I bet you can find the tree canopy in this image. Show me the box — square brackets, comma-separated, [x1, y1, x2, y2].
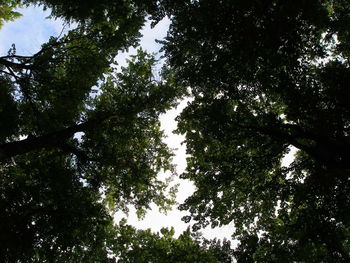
[160, 0, 350, 261]
[112, 220, 233, 263]
[0, 0, 22, 29]
[1, 0, 350, 262]
[0, 0, 186, 261]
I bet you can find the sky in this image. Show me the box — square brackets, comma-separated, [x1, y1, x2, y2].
[0, 5, 236, 243]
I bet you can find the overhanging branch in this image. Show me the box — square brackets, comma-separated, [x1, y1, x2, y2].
[236, 122, 350, 168]
[0, 114, 118, 161]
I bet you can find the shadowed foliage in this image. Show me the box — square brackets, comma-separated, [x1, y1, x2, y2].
[111, 220, 233, 262]
[2, 0, 350, 262]
[159, 0, 350, 262]
[0, 1, 186, 260]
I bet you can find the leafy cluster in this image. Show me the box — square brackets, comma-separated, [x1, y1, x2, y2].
[112, 220, 233, 263]
[0, 1, 186, 261]
[160, 0, 350, 261]
[0, 0, 22, 29]
[1, 0, 350, 262]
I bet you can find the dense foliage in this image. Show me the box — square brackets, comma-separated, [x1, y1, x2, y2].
[0, 1, 186, 261]
[0, 0, 22, 28]
[113, 220, 233, 263]
[1, 0, 350, 262]
[160, 0, 350, 261]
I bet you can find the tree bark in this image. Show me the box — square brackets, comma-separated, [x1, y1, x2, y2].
[0, 57, 32, 71]
[0, 115, 117, 161]
[238, 123, 350, 169]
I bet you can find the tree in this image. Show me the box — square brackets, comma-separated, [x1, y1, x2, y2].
[111, 220, 233, 262]
[0, 0, 22, 29]
[160, 0, 350, 261]
[0, 1, 184, 261]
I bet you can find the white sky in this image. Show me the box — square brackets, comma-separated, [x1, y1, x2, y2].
[0, 6, 236, 243]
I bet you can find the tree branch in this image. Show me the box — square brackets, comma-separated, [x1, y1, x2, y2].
[0, 55, 34, 60]
[0, 57, 33, 71]
[236, 122, 350, 168]
[0, 114, 118, 161]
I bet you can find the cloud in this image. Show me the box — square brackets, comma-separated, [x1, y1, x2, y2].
[0, 5, 64, 56]
[114, 17, 171, 70]
[139, 17, 170, 54]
